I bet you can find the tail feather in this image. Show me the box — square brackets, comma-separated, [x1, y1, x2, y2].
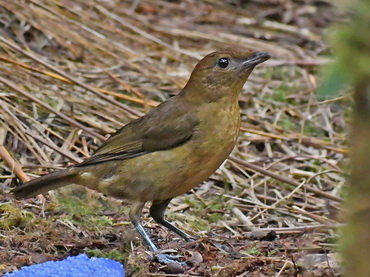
[13, 168, 78, 199]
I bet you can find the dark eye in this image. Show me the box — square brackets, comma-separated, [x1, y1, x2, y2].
[218, 58, 229, 68]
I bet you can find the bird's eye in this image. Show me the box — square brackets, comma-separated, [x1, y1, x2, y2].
[218, 58, 229, 68]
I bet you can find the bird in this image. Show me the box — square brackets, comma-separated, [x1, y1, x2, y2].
[13, 46, 270, 264]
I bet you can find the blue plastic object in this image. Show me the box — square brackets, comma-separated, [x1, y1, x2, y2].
[5, 253, 124, 277]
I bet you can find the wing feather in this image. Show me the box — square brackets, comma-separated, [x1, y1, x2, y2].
[75, 97, 198, 167]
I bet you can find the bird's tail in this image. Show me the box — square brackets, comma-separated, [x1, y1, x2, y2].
[13, 168, 79, 199]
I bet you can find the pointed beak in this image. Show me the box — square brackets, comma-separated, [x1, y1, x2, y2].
[243, 51, 270, 68]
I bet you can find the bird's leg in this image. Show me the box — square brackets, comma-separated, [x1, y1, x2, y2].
[150, 198, 195, 242]
[129, 201, 157, 252]
[129, 201, 183, 264]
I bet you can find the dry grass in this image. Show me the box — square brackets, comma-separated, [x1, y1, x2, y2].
[0, 0, 348, 276]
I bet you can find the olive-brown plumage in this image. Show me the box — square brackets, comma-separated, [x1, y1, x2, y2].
[13, 47, 270, 263]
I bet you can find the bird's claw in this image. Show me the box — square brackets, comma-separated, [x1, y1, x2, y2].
[155, 253, 185, 265]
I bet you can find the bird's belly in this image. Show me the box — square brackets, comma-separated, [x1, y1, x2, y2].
[86, 144, 234, 202]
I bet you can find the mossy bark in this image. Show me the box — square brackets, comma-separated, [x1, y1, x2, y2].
[338, 1, 370, 275]
[344, 80, 370, 276]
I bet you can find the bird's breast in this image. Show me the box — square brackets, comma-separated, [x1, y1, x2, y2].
[162, 97, 241, 197]
[194, 97, 241, 155]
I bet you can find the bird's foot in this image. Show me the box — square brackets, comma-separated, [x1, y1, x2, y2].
[154, 253, 184, 265]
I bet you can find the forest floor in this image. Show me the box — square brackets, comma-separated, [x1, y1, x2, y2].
[0, 0, 347, 276]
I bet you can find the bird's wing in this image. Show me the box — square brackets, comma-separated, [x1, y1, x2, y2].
[75, 98, 199, 167]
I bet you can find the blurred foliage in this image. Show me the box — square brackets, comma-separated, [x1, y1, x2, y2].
[319, 0, 370, 98]
[330, 0, 370, 276]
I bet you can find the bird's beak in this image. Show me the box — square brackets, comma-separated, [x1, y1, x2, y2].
[243, 51, 270, 68]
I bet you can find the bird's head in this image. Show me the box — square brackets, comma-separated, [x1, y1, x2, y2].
[183, 47, 270, 102]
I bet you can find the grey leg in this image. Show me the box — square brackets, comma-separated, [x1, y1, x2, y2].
[150, 198, 195, 242]
[129, 201, 157, 252]
[129, 201, 183, 264]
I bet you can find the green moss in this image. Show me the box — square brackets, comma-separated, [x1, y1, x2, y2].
[267, 249, 278, 257]
[279, 117, 295, 132]
[55, 188, 116, 230]
[243, 244, 261, 256]
[274, 87, 288, 103]
[208, 213, 223, 223]
[303, 121, 322, 136]
[84, 248, 127, 263]
[209, 202, 223, 211]
[0, 203, 35, 229]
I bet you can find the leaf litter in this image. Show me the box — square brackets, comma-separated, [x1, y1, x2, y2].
[0, 0, 347, 276]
